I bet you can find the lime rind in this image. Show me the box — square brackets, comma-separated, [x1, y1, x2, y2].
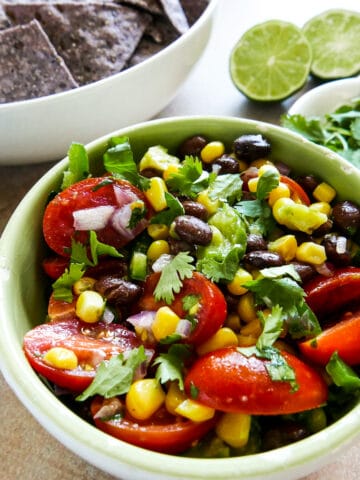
[303, 9, 360, 79]
[230, 20, 312, 102]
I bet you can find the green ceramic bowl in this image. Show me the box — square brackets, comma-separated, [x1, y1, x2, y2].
[1, 116, 360, 480]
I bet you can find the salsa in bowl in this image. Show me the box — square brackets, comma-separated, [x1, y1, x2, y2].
[1, 116, 360, 480]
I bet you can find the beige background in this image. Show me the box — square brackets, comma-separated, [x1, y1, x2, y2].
[1, 0, 360, 478]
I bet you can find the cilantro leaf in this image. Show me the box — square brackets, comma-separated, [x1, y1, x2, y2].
[208, 173, 243, 205]
[154, 252, 195, 304]
[104, 136, 150, 190]
[166, 156, 214, 198]
[256, 305, 284, 350]
[71, 231, 122, 267]
[281, 114, 327, 143]
[326, 352, 360, 391]
[76, 346, 147, 401]
[244, 276, 321, 339]
[61, 142, 89, 190]
[256, 169, 279, 201]
[150, 192, 185, 226]
[153, 344, 191, 390]
[234, 199, 275, 236]
[52, 262, 86, 302]
[89, 231, 122, 264]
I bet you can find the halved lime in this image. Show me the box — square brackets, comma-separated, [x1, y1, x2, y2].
[303, 9, 360, 79]
[229, 20, 312, 102]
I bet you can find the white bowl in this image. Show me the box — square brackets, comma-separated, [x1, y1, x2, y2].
[0, 0, 218, 165]
[1, 116, 360, 480]
[289, 76, 360, 117]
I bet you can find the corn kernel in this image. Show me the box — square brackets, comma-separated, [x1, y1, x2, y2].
[238, 159, 248, 172]
[151, 306, 181, 341]
[309, 202, 332, 216]
[165, 382, 187, 415]
[147, 223, 169, 240]
[196, 328, 238, 356]
[144, 177, 168, 212]
[73, 277, 96, 296]
[237, 292, 257, 323]
[75, 290, 105, 323]
[296, 242, 327, 265]
[240, 318, 262, 337]
[175, 399, 215, 422]
[225, 313, 241, 332]
[126, 379, 165, 420]
[147, 240, 170, 262]
[227, 268, 253, 295]
[257, 164, 278, 177]
[268, 183, 291, 207]
[247, 177, 259, 193]
[313, 182, 336, 203]
[163, 163, 180, 181]
[272, 197, 327, 234]
[236, 334, 258, 347]
[250, 159, 273, 168]
[43, 347, 78, 370]
[268, 234, 298, 262]
[200, 141, 225, 164]
[197, 189, 220, 215]
[215, 413, 251, 448]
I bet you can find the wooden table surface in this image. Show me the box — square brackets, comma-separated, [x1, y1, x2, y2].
[1, 0, 360, 478]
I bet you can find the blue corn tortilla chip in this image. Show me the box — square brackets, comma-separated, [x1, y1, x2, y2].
[0, 19, 78, 103]
[4, 3, 152, 85]
[158, 0, 189, 34]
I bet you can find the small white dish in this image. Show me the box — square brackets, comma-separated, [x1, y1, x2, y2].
[289, 76, 360, 117]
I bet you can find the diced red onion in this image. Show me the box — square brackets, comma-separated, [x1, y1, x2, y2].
[315, 262, 335, 277]
[113, 185, 137, 206]
[152, 254, 174, 272]
[175, 319, 192, 339]
[73, 205, 115, 230]
[126, 311, 157, 344]
[111, 204, 134, 239]
[94, 397, 123, 420]
[336, 236, 347, 255]
[102, 307, 115, 325]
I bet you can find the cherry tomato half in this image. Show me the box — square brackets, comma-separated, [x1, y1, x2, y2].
[299, 309, 360, 366]
[23, 318, 142, 392]
[136, 272, 227, 346]
[43, 177, 152, 256]
[91, 398, 217, 454]
[304, 267, 360, 317]
[184, 347, 328, 415]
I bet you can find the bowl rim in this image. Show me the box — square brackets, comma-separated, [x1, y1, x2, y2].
[0, 0, 219, 111]
[1, 115, 360, 480]
[288, 75, 360, 116]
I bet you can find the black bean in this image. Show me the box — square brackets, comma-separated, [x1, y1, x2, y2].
[182, 200, 208, 221]
[323, 234, 352, 266]
[233, 134, 271, 162]
[168, 237, 195, 255]
[213, 155, 240, 174]
[332, 201, 360, 234]
[86, 258, 128, 279]
[173, 215, 212, 246]
[290, 262, 316, 283]
[296, 175, 319, 195]
[274, 161, 291, 176]
[177, 135, 208, 158]
[243, 250, 284, 269]
[95, 277, 142, 305]
[246, 233, 267, 252]
[139, 167, 159, 178]
[312, 219, 334, 238]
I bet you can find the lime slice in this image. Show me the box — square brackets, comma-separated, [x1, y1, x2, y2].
[303, 9, 360, 79]
[229, 20, 312, 102]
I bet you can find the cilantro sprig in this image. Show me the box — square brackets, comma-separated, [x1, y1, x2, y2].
[76, 346, 147, 401]
[281, 98, 360, 168]
[166, 156, 215, 198]
[153, 344, 192, 390]
[154, 252, 195, 304]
